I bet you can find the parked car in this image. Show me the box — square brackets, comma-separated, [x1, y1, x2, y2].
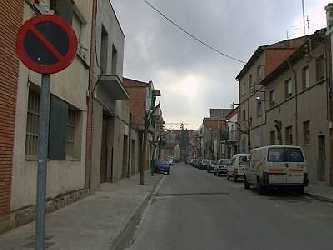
[227, 154, 250, 182]
[207, 160, 217, 173]
[168, 159, 175, 166]
[244, 145, 309, 194]
[155, 160, 171, 175]
[200, 159, 209, 170]
[214, 159, 231, 176]
[195, 159, 200, 168]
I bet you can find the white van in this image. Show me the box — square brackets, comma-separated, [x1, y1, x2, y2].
[227, 154, 250, 182]
[244, 145, 309, 194]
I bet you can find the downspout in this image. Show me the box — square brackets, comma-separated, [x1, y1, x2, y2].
[287, 58, 299, 145]
[85, 0, 98, 190]
[127, 114, 132, 178]
[247, 97, 251, 152]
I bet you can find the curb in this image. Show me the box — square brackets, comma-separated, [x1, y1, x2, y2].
[305, 192, 333, 204]
[110, 175, 164, 250]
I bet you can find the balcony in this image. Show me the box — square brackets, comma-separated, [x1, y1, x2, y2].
[228, 129, 240, 142]
[97, 75, 129, 101]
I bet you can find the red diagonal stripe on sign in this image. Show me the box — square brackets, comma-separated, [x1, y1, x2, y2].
[29, 26, 65, 62]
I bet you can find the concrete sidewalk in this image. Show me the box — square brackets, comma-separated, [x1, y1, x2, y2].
[0, 172, 162, 250]
[306, 182, 333, 203]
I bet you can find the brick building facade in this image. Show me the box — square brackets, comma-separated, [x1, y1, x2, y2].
[0, 0, 24, 231]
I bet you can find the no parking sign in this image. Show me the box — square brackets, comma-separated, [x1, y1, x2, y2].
[16, 14, 78, 74]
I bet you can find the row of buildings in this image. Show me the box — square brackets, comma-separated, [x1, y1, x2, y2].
[199, 108, 239, 161]
[159, 128, 200, 162]
[0, 0, 164, 233]
[199, 4, 333, 187]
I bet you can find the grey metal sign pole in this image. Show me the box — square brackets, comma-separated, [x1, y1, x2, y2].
[35, 74, 51, 250]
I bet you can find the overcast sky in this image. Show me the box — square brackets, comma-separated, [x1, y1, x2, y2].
[112, 0, 330, 129]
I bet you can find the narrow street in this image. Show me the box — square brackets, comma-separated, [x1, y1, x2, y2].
[129, 163, 333, 250]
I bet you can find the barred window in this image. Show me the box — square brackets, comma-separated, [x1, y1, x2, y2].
[316, 55, 325, 81]
[26, 90, 40, 156]
[66, 108, 80, 159]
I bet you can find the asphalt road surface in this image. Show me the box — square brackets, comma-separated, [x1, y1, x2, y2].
[128, 163, 333, 250]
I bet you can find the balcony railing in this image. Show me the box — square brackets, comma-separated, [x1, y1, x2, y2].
[228, 129, 240, 142]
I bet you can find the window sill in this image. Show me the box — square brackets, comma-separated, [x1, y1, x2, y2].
[25, 155, 37, 161]
[25, 156, 81, 162]
[66, 157, 81, 162]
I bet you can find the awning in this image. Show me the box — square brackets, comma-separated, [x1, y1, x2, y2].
[97, 75, 129, 100]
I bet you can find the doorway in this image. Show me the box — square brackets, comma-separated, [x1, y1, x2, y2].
[318, 135, 326, 181]
[122, 135, 128, 179]
[100, 114, 109, 183]
[131, 139, 136, 175]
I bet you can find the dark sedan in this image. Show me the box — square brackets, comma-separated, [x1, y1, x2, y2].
[155, 161, 171, 175]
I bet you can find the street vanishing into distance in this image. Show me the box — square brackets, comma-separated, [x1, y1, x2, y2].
[129, 163, 333, 250]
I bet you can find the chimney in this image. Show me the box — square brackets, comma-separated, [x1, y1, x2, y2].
[325, 3, 333, 34]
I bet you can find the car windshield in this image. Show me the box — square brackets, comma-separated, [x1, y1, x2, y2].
[239, 156, 249, 163]
[219, 159, 231, 165]
[268, 148, 304, 162]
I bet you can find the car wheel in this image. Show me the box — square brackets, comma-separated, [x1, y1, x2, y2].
[244, 178, 250, 189]
[256, 181, 265, 195]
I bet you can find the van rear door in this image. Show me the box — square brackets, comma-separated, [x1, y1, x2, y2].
[267, 148, 288, 184]
[284, 148, 305, 184]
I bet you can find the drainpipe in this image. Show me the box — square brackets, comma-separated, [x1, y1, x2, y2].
[127, 114, 132, 178]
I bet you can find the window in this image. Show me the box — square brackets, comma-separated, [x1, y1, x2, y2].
[302, 66, 310, 89]
[50, 0, 74, 24]
[26, 88, 40, 156]
[249, 74, 253, 89]
[257, 65, 264, 81]
[303, 121, 310, 145]
[243, 110, 246, 121]
[316, 55, 325, 81]
[100, 25, 109, 75]
[270, 130, 275, 145]
[256, 101, 262, 117]
[241, 81, 246, 96]
[111, 45, 118, 75]
[285, 79, 293, 99]
[25, 92, 82, 160]
[285, 126, 293, 145]
[269, 89, 275, 107]
[239, 156, 249, 163]
[66, 108, 80, 159]
[268, 147, 304, 162]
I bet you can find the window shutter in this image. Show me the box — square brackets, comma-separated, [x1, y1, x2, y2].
[50, 0, 74, 24]
[49, 96, 68, 160]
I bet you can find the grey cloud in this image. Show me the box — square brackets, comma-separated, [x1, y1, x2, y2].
[113, 0, 326, 129]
